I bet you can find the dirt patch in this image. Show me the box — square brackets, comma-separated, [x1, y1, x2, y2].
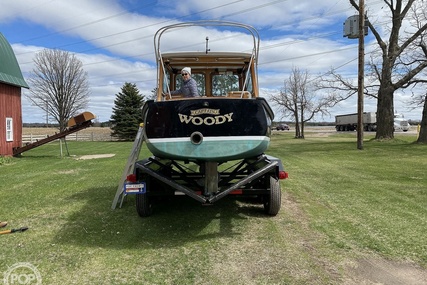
[76, 154, 116, 160]
[284, 193, 427, 285]
[304, 132, 335, 138]
[345, 258, 427, 285]
[22, 127, 116, 142]
[56, 169, 79, 174]
[22, 127, 112, 136]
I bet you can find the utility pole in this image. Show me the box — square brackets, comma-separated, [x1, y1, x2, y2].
[357, 0, 365, 150]
[343, 1, 367, 150]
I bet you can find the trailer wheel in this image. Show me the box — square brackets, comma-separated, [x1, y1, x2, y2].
[136, 193, 152, 217]
[263, 176, 281, 216]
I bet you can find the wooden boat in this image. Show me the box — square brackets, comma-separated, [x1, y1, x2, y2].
[143, 21, 274, 162]
[113, 21, 288, 217]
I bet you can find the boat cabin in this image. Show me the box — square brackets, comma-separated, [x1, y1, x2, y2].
[157, 52, 258, 100]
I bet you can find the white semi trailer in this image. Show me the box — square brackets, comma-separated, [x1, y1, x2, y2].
[335, 112, 377, 131]
[335, 112, 410, 132]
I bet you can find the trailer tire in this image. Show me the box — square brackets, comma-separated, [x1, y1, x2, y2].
[136, 193, 152, 217]
[264, 176, 281, 216]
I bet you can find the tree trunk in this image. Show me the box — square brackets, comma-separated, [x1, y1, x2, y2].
[375, 85, 395, 140]
[294, 109, 301, 138]
[59, 118, 66, 133]
[417, 99, 427, 143]
[300, 123, 305, 138]
[300, 111, 305, 139]
[294, 121, 300, 138]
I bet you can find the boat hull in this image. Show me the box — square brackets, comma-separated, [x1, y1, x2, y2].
[143, 98, 273, 162]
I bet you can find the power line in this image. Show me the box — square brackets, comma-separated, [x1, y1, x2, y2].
[15, 0, 245, 56]
[16, 0, 351, 60]
[16, 1, 159, 44]
[259, 45, 357, 65]
[13, 1, 383, 89]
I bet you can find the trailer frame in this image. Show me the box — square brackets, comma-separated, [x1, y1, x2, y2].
[130, 154, 285, 217]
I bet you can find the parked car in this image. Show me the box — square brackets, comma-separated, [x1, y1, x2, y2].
[276, 124, 290, 131]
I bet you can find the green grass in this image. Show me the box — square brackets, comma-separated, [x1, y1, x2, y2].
[0, 155, 13, 165]
[1, 133, 426, 284]
[270, 132, 427, 262]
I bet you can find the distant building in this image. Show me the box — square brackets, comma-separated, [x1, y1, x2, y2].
[0, 33, 29, 156]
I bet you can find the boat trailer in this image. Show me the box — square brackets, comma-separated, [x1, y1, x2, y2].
[131, 154, 286, 216]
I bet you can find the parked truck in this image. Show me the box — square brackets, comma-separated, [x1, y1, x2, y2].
[335, 112, 410, 132]
[393, 113, 410, 132]
[335, 112, 377, 132]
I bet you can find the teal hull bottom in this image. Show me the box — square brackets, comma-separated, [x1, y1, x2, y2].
[146, 136, 270, 162]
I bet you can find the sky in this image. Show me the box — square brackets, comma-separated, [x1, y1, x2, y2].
[0, 0, 424, 123]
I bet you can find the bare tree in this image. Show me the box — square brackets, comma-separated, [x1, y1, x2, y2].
[407, 3, 427, 143]
[27, 49, 89, 132]
[362, 0, 427, 140]
[409, 70, 427, 143]
[271, 67, 336, 138]
[414, 93, 427, 143]
[319, 1, 427, 140]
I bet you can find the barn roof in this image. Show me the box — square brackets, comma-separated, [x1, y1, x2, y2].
[0, 33, 29, 88]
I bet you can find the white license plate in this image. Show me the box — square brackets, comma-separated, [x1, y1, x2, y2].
[124, 183, 146, 194]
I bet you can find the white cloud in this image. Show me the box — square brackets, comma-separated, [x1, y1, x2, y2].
[2, 0, 424, 123]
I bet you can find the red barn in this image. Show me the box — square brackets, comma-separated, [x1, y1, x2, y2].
[0, 33, 29, 156]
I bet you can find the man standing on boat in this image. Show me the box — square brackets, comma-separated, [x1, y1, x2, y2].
[165, 67, 199, 97]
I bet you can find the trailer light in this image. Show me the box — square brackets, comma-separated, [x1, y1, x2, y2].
[126, 174, 137, 183]
[279, 171, 288, 180]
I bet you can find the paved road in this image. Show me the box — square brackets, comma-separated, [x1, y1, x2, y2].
[276, 126, 419, 135]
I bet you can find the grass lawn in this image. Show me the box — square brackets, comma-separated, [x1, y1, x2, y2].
[1, 131, 426, 284]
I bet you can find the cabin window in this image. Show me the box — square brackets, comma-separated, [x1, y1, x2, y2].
[212, 74, 239, 96]
[176, 73, 205, 96]
[6, 117, 13, 142]
[162, 73, 171, 93]
[244, 72, 253, 94]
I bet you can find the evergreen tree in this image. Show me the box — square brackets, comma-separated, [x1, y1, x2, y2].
[110, 82, 145, 140]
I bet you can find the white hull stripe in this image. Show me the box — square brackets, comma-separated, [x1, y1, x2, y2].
[147, 136, 269, 143]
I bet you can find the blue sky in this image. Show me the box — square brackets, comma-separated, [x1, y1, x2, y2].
[1, 0, 423, 123]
